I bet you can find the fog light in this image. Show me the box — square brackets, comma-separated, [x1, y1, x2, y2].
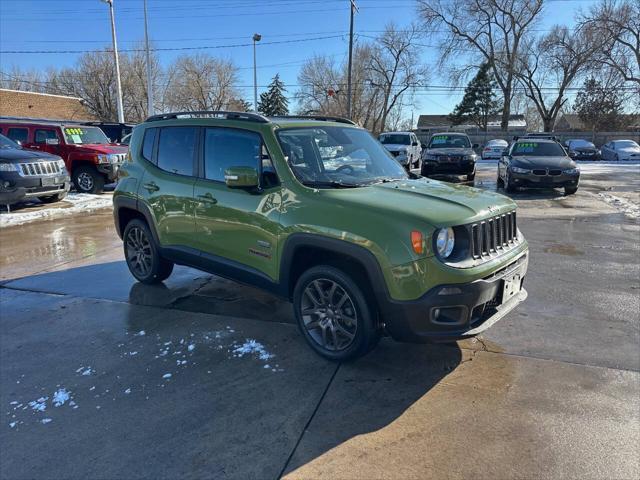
[431, 306, 468, 325]
[3, 181, 11, 188]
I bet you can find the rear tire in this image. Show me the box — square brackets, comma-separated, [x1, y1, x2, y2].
[293, 265, 380, 361]
[38, 191, 67, 203]
[123, 219, 174, 284]
[73, 165, 105, 194]
[564, 186, 578, 195]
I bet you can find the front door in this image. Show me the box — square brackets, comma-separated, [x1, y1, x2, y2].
[33, 128, 62, 157]
[139, 126, 199, 249]
[193, 127, 282, 281]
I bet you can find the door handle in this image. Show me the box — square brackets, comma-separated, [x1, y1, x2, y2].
[197, 193, 217, 204]
[143, 182, 159, 192]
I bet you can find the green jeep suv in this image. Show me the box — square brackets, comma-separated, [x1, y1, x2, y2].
[114, 112, 529, 360]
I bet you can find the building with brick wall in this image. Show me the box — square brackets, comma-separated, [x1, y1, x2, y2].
[0, 89, 97, 121]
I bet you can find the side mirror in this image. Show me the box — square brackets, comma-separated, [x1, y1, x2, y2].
[46, 138, 60, 145]
[412, 141, 418, 146]
[472, 143, 479, 149]
[224, 166, 259, 189]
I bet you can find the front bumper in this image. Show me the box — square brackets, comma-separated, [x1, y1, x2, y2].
[422, 160, 475, 175]
[0, 171, 70, 205]
[97, 162, 122, 182]
[380, 252, 528, 342]
[511, 171, 579, 188]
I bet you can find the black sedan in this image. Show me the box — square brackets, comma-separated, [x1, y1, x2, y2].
[498, 139, 580, 195]
[565, 139, 601, 161]
[0, 133, 70, 209]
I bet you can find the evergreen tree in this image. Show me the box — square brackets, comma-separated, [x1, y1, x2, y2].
[449, 63, 501, 131]
[574, 77, 624, 134]
[257, 74, 289, 116]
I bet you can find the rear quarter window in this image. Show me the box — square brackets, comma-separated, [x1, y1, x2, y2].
[141, 128, 157, 163]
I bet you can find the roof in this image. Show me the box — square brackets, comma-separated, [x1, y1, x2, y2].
[0, 89, 97, 121]
[417, 114, 526, 129]
[557, 113, 640, 130]
[379, 131, 413, 135]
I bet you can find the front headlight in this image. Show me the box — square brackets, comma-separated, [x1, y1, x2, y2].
[463, 154, 477, 161]
[563, 168, 580, 174]
[56, 159, 66, 170]
[511, 166, 530, 174]
[0, 163, 18, 172]
[97, 154, 109, 164]
[435, 227, 455, 258]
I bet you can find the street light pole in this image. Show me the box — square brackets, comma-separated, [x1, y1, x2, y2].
[346, 0, 358, 120]
[143, 0, 154, 117]
[253, 33, 261, 112]
[101, 0, 124, 123]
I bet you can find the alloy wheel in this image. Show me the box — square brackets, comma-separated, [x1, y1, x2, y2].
[125, 226, 153, 278]
[300, 278, 358, 352]
[77, 172, 94, 192]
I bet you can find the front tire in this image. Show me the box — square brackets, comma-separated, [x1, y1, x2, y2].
[293, 265, 380, 361]
[73, 165, 104, 194]
[505, 172, 515, 193]
[123, 219, 174, 284]
[467, 169, 476, 182]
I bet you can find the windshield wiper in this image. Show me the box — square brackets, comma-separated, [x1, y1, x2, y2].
[301, 180, 361, 188]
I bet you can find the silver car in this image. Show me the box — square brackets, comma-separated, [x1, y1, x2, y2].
[481, 139, 509, 160]
[600, 140, 640, 161]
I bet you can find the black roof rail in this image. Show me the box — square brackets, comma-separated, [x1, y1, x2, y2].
[270, 115, 357, 125]
[145, 110, 269, 123]
[0, 116, 85, 125]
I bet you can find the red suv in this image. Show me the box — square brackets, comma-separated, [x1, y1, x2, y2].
[0, 118, 128, 194]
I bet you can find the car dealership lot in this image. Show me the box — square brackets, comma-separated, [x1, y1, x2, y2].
[1, 163, 638, 479]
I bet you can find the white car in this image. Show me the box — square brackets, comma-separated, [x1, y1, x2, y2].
[600, 140, 640, 161]
[378, 132, 422, 170]
[481, 139, 509, 160]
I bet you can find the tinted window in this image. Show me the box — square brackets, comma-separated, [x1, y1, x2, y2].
[141, 128, 157, 163]
[379, 134, 410, 145]
[512, 142, 566, 156]
[34, 129, 58, 144]
[7, 128, 28, 144]
[157, 127, 196, 176]
[204, 128, 261, 182]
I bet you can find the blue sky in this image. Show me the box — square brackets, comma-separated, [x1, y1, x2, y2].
[0, 0, 594, 118]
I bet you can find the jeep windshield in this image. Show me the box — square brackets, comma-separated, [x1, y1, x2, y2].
[428, 134, 471, 149]
[63, 126, 110, 145]
[512, 142, 566, 156]
[277, 126, 408, 188]
[379, 134, 410, 145]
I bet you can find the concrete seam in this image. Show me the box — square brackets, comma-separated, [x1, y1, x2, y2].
[277, 362, 341, 479]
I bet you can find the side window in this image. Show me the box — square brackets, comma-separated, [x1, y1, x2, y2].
[34, 129, 58, 144]
[7, 128, 28, 144]
[156, 127, 196, 176]
[204, 128, 261, 183]
[141, 128, 157, 163]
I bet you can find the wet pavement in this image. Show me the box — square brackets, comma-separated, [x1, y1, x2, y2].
[0, 163, 638, 479]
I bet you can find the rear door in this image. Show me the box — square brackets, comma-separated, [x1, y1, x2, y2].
[193, 127, 282, 280]
[138, 126, 199, 249]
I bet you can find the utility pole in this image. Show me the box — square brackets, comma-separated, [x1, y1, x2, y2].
[143, 0, 154, 117]
[101, 0, 125, 123]
[253, 33, 262, 112]
[346, 0, 358, 120]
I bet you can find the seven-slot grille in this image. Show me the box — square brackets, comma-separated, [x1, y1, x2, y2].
[19, 161, 63, 177]
[470, 211, 518, 259]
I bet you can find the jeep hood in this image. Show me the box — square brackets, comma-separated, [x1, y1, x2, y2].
[326, 179, 515, 227]
[0, 147, 61, 163]
[383, 144, 409, 152]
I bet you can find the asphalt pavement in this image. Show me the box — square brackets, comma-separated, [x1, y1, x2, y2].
[1, 162, 638, 479]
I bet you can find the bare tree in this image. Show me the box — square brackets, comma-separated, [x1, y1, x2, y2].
[0, 66, 48, 93]
[164, 54, 240, 111]
[580, 0, 639, 88]
[515, 26, 602, 131]
[120, 45, 162, 122]
[367, 23, 428, 133]
[418, 0, 544, 131]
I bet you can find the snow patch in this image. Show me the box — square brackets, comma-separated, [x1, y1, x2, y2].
[187, 344, 195, 352]
[41, 418, 52, 424]
[232, 339, 274, 362]
[52, 388, 71, 407]
[0, 193, 113, 228]
[28, 397, 48, 412]
[597, 192, 640, 219]
[9, 422, 16, 428]
[135, 330, 146, 336]
[162, 373, 172, 379]
[124, 388, 131, 394]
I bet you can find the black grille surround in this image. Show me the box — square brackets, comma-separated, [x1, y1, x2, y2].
[470, 211, 518, 259]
